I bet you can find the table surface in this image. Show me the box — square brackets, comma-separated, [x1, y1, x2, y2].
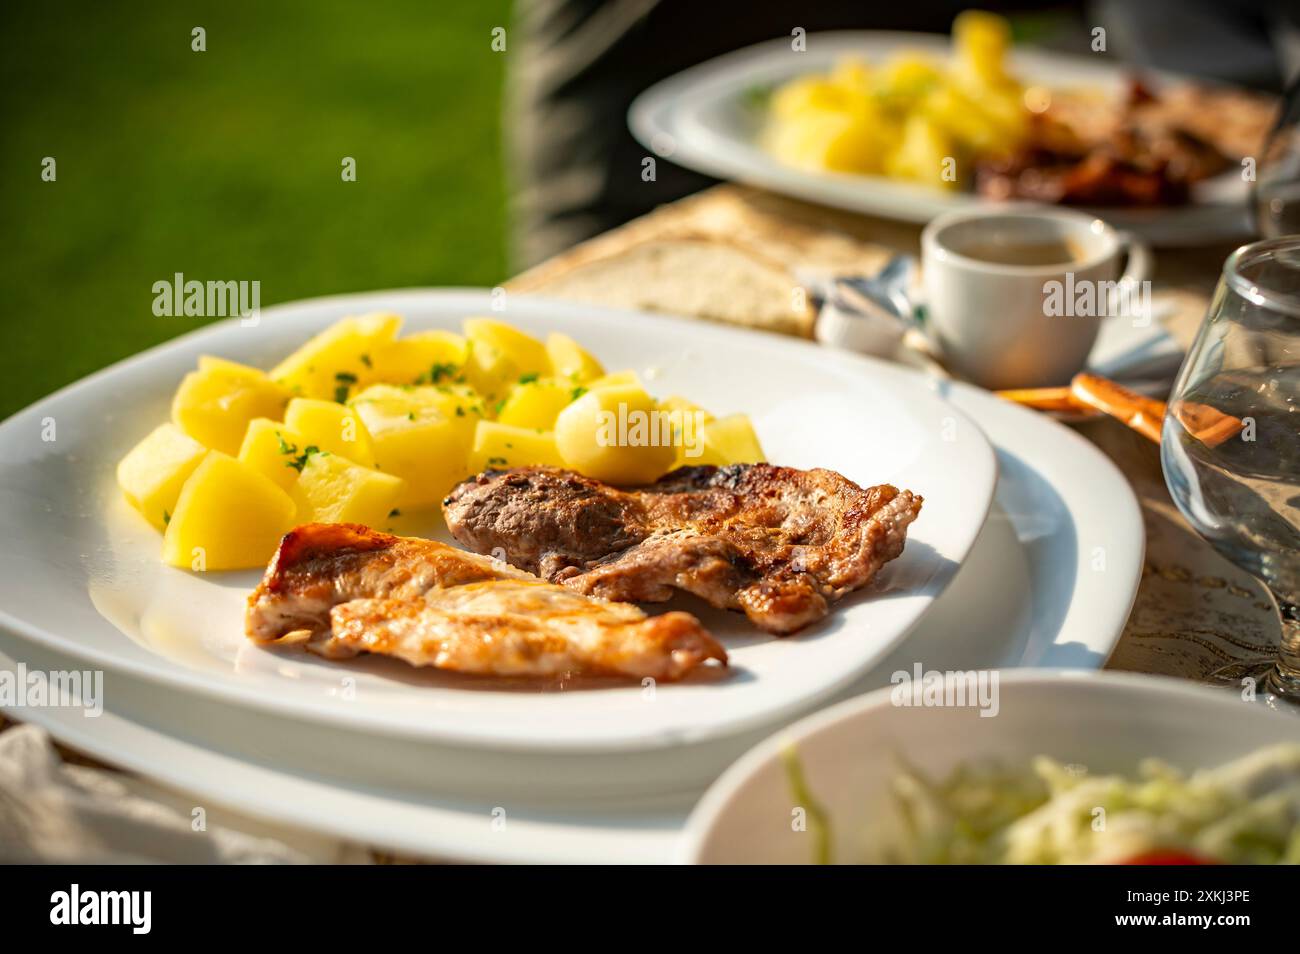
[2, 184, 1282, 861]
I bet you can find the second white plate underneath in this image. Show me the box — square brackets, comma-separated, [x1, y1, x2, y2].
[0, 380, 1141, 863]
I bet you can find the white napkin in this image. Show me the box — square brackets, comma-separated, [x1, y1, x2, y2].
[0, 724, 369, 864]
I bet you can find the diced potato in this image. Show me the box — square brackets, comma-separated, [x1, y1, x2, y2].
[171, 359, 290, 455]
[367, 330, 468, 386]
[270, 312, 401, 400]
[162, 453, 296, 570]
[886, 114, 956, 188]
[350, 384, 476, 508]
[283, 398, 375, 467]
[766, 111, 885, 175]
[696, 414, 766, 466]
[468, 421, 564, 474]
[586, 369, 642, 391]
[554, 384, 676, 485]
[290, 452, 405, 528]
[462, 340, 515, 402]
[497, 377, 577, 430]
[237, 418, 309, 491]
[770, 76, 853, 121]
[659, 397, 714, 468]
[658, 395, 715, 423]
[463, 319, 550, 378]
[953, 9, 1013, 87]
[351, 382, 484, 420]
[545, 332, 605, 383]
[462, 318, 550, 401]
[878, 54, 944, 102]
[117, 423, 209, 530]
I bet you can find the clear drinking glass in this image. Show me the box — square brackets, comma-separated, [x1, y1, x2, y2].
[1161, 237, 1300, 700]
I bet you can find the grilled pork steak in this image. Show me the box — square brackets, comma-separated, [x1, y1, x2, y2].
[442, 464, 923, 635]
[246, 523, 726, 681]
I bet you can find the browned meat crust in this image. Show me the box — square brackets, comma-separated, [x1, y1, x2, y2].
[442, 464, 923, 635]
[245, 522, 726, 681]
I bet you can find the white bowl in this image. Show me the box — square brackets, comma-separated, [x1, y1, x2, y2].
[682, 671, 1300, 863]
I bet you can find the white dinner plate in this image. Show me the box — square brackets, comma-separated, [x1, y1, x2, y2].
[683, 671, 1299, 864]
[629, 31, 1255, 246]
[0, 377, 1142, 863]
[0, 290, 996, 752]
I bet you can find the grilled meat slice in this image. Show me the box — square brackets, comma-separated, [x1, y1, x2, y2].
[246, 523, 725, 680]
[442, 464, 923, 635]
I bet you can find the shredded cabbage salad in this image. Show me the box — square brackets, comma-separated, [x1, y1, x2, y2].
[886, 744, 1300, 864]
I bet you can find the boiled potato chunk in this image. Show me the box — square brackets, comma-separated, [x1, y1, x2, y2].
[351, 382, 483, 421]
[468, 421, 564, 474]
[291, 452, 405, 528]
[659, 396, 714, 468]
[497, 377, 576, 430]
[770, 75, 852, 121]
[766, 110, 885, 175]
[886, 114, 955, 188]
[697, 414, 766, 466]
[463, 319, 550, 379]
[953, 9, 1013, 88]
[658, 395, 714, 423]
[367, 330, 468, 386]
[162, 453, 296, 570]
[545, 332, 604, 383]
[555, 384, 676, 485]
[586, 369, 642, 391]
[171, 359, 290, 455]
[117, 423, 209, 530]
[350, 385, 475, 508]
[283, 398, 375, 467]
[270, 312, 401, 400]
[237, 418, 308, 491]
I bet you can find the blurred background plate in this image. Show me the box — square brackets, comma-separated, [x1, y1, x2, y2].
[630, 31, 1255, 246]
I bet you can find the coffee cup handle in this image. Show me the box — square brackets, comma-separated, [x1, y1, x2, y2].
[1116, 231, 1152, 287]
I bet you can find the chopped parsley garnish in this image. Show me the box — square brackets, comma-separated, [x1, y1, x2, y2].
[455, 406, 465, 417]
[517, 372, 539, 385]
[570, 386, 588, 401]
[276, 432, 297, 456]
[388, 508, 401, 517]
[359, 353, 372, 368]
[487, 456, 508, 467]
[333, 371, 358, 404]
[285, 444, 322, 472]
[415, 362, 459, 385]
[162, 510, 171, 526]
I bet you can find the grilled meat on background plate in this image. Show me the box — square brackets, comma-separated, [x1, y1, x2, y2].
[245, 523, 726, 681]
[442, 464, 923, 635]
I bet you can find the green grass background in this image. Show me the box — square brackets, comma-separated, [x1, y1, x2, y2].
[0, 1, 511, 418]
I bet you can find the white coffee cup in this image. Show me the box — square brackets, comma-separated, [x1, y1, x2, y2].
[921, 206, 1152, 390]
